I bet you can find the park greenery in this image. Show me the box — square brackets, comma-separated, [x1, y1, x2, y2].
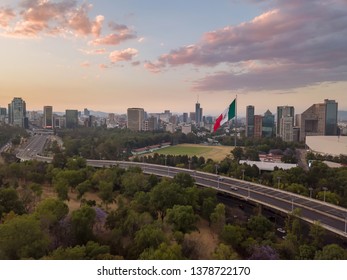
[0, 126, 346, 259]
[0, 156, 346, 260]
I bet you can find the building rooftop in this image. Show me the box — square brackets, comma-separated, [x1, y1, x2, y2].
[239, 160, 297, 171]
[306, 136, 347, 156]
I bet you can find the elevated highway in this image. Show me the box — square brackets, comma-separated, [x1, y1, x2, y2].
[87, 159, 347, 238]
[21, 151, 347, 238]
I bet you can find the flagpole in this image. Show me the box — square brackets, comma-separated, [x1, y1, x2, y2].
[234, 95, 237, 147]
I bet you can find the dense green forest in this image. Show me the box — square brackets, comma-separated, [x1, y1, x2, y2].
[0, 125, 28, 147]
[0, 158, 346, 260]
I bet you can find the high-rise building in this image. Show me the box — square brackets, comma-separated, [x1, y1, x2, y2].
[84, 108, 90, 116]
[148, 116, 158, 131]
[277, 106, 294, 136]
[262, 110, 275, 138]
[0, 107, 6, 116]
[277, 106, 294, 141]
[254, 115, 263, 138]
[0, 107, 6, 124]
[65, 109, 78, 129]
[246, 105, 255, 137]
[280, 116, 294, 142]
[8, 97, 27, 128]
[43, 106, 53, 129]
[297, 99, 338, 141]
[324, 99, 338, 135]
[195, 101, 201, 127]
[169, 115, 178, 125]
[127, 108, 145, 131]
[182, 113, 188, 123]
[190, 112, 196, 122]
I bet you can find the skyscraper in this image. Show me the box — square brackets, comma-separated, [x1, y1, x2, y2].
[277, 106, 294, 136]
[246, 105, 255, 137]
[254, 115, 263, 138]
[182, 113, 188, 123]
[127, 108, 145, 131]
[195, 101, 201, 127]
[262, 110, 275, 138]
[65, 109, 78, 129]
[297, 99, 338, 141]
[43, 106, 53, 129]
[324, 99, 338, 135]
[277, 106, 294, 141]
[280, 116, 294, 142]
[0, 107, 6, 124]
[8, 97, 27, 128]
[84, 108, 90, 116]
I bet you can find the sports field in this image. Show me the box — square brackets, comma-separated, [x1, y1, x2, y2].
[152, 144, 233, 162]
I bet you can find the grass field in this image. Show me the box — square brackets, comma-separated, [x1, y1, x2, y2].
[150, 144, 233, 162]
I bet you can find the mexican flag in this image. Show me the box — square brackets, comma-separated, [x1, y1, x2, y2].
[213, 99, 236, 132]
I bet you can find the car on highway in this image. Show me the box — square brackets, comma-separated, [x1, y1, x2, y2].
[230, 186, 238, 191]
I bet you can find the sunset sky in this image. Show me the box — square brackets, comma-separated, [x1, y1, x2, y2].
[0, 0, 346, 116]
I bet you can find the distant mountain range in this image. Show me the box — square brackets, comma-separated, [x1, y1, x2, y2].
[338, 111, 347, 121]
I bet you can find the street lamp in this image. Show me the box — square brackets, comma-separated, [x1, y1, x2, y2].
[241, 169, 245, 181]
[323, 187, 328, 202]
[188, 158, 192, 170]
[277, 176, 281, 189]
[217, 176, 221, 189]
[308, 187, 313, 198]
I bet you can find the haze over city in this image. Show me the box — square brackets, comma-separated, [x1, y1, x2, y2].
[0, 0, 346, 115]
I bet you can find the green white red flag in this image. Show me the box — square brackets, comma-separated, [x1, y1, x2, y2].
[213, 99, 236, 132]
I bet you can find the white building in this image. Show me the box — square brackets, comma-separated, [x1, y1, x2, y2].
[306, 136, 347, 156]
[181, 124, 192, 135]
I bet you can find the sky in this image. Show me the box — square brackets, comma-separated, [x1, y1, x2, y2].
[0, 0, 346, 116]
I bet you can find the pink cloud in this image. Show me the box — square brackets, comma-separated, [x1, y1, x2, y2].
[109, 48, 138, 62]
[0, 8, 15, 28]
[147, 0, 347, 91]
[68, 4, 104, 37]
[2, 1, 110, 38]
[11, 20, 47, 37]
[22, 0, 75, 22]
[89, 31, 136, 46]
[79, 48, 107, 55]
[144, 61, 165, 73]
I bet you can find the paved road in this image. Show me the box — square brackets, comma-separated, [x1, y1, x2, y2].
[22, 155, 347, 238]
[16, 134, 49, 161]
[91, 160, 347, 238]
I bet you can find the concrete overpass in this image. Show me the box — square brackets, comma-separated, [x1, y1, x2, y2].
[23, 152, 347, 239]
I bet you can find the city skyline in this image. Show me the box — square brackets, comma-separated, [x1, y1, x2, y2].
[1, 0, 347, 115]
[1, 96, 345, 119]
